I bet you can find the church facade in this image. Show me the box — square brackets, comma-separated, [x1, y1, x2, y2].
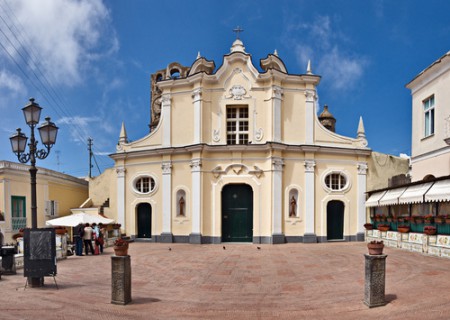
[104, 39, 400, 244]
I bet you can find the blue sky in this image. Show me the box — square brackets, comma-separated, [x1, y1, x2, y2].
[0, 0, 449, 177]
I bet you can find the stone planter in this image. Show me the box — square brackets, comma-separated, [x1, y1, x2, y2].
[367, 241, 384, 255]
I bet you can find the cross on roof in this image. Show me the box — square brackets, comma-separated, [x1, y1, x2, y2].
[233, 26, 244, 39]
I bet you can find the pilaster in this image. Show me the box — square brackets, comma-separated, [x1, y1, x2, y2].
[357, 162, 368, 241]
[305, 90, 316, 144]
[304, 160, 316, 242]
[272, 158, 284, 243]
[116, 166, 126, 231]
[272, 86, 283, 143]
[190, 159, 202, 243]
[162, 94, 171, 147]
[192, 89, 202, 144]
[161, 161, 173, 242]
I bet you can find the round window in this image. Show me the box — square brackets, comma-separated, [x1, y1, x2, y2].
[134, 176, 156, 194]
[324, 172, 348, 191]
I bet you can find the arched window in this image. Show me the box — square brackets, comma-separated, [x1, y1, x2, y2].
[324, 172, 348, 191]
[134, 176, 156, 194]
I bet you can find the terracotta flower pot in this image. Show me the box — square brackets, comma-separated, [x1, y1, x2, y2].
[424, 229, 437, 236]
[435, 218, 444, 224]
[113, 245, 129, 256]
[377, 226, 390, 232]
[368, 242, 384, 255]
[364, 223, 373, 230]
[397, 226, 410, 233]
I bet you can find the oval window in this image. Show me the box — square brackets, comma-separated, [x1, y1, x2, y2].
[324, 172, 347, 191]
[134, 176, 156, 194]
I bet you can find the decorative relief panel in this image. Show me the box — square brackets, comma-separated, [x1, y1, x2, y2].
[226, 85, 250, 100]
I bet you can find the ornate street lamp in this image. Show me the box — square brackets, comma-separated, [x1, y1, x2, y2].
[9, 98, 59, 229]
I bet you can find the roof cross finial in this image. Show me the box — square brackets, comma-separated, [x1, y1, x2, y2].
[233, 26, 244, 39]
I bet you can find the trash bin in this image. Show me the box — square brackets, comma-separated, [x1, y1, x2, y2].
[0, 246, 17, 275]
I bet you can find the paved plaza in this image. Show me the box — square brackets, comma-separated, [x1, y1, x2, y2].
[1, 242, 449, 319]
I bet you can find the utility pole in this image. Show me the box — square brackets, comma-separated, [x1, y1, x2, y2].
[88, 137, 93, 178]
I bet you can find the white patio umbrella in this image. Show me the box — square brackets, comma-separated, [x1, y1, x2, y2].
[45, 212, 115, 227]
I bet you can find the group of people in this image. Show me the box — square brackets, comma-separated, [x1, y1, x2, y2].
[73, 223, 105, 256]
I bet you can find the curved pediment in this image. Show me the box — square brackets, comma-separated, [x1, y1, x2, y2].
[188, 57, 215, 76]
[260, 54, 288, 73]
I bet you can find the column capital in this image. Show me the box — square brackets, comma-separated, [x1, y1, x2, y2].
[304, 89, 316, 102]
[357, 162, 368, 175]
[304, 160, 316, 173]
[162, 94, 171, 106]
[272, 158, 284, 171]
[162, 161, 172, 174]
[191, 88, 202, 101]
[273, 86, 284, 100]
[116, 166, 126, 177]
[190, 159, 202, 172]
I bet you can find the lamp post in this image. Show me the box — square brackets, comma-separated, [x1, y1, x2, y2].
[9, 98, 59, 229]
[9, 98, 58, 288]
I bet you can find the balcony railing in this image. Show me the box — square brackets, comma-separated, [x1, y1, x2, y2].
[12, 217, 27, 231]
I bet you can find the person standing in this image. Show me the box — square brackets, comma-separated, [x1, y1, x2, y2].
[83, 223, 94, 255]
[92, 223, 100, 255]
[98, 223, 105, 254]
[74, 223, 84, 256]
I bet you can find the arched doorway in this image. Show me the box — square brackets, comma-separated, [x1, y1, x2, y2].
[221, 184, 253, 242]
[137, 203, 152, 238]
[327, 200, 344, 241]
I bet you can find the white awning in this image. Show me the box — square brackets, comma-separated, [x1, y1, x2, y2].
[398, 182, 433, 204]
[378, 187, 407, 206]
[365, 191, 387, 207]
[425, 179, 450, 202]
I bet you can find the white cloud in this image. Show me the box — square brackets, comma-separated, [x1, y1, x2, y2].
[58, 115, 100, 143]
[3, 0, 117, 86]
[286, 15, 367, 92]
[0, 69, 25, 94]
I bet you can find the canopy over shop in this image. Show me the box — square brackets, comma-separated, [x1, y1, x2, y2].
[365, 175, 450, 233]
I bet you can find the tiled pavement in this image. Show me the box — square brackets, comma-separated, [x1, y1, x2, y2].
[1, 242, 449, 319]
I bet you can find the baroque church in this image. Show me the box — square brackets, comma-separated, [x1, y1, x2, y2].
[96, 37, 406, 244]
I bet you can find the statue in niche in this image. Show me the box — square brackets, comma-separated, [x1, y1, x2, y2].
[179, 196, 185, 217]
[289, 196, 297, 217]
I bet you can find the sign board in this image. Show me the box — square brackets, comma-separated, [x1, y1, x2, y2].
[23, 228, 57, 278]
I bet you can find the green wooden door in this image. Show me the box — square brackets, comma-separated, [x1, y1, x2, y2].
[327, 200, 344, 240]
[221, 184, 253, 242]
[137, 203, 152, 238]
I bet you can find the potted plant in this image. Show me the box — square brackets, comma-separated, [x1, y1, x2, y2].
[435, 215, 447, 224]
[387, 214, 394, 222]
[12, 228, 25, 240]
[367, 240, 384, 255]
[397, 225, 410, 233]
[377, 224, 390, 232]
[374, 214, 383, 222]
[364, 223, 373, 230]
[424, 226, 437, 236]
[424, 214, 434, 224]
[113, 237, 129, 256]
[414, 216, 424, 224]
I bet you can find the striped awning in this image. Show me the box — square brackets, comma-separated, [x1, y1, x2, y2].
[378, 187, 407, 206]
[365, 191, 387, 207]
[399, 182, 433, 204]
[425, 179, 450, 202]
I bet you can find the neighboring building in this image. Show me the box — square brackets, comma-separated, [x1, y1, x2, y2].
[0, 160, 88, 243]
[406, 51, 450, 181]
[366, 50, 450, 221]
[90, 39, 406, 244]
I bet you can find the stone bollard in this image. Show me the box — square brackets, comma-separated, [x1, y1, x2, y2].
[111, 255, 132, 305]
[364, 254, 387, 308]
